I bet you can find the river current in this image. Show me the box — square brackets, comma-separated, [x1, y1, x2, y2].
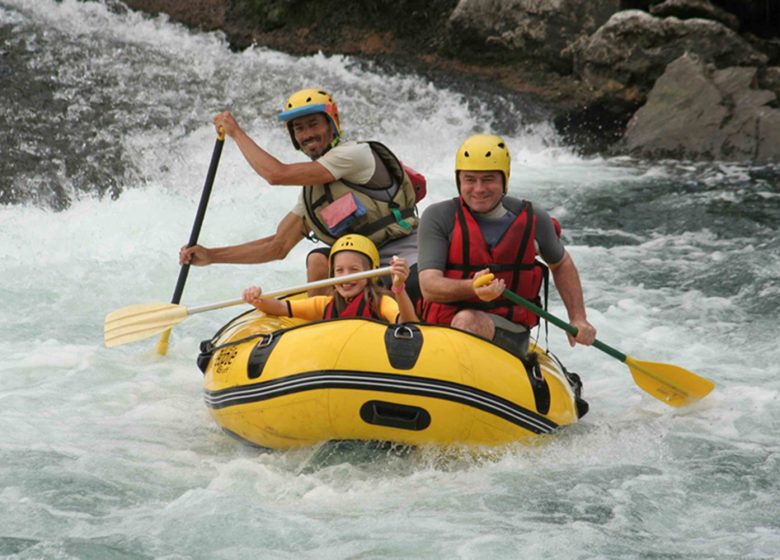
[1, 1, 779, 558]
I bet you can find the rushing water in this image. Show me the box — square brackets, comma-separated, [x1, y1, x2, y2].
[2, 1, 779, 558]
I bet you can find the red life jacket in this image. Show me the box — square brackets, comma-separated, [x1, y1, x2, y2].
[323, 291, 379, 319]
[421, 197, 547, 328]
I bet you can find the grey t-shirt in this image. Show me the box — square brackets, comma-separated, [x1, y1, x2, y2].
[378, 229, 418, 266]
[417, 197, 564, 272]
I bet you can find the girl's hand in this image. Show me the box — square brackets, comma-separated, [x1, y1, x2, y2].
[390, 256, 409, 289]
[243, 286, 263, 306]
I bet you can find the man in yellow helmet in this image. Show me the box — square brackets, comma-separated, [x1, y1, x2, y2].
[179, 88, 420, 299]
[418, 134, 596, 357]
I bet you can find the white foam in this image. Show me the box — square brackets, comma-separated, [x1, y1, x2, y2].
[2, 1, 780, 557]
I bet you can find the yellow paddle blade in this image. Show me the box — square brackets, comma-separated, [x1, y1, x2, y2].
[626, 356, 715, 408]
[104, 303, 188, 348]
[155, 329, 172, 356]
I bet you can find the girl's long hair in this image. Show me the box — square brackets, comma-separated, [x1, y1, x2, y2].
[331, 254, 390, 317]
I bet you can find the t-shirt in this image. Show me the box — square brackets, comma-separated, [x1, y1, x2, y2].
[291, 141, 376, 217]
[378, 229, 418, 265]
[287, 294, 400, 323]
[417, 197, 564, 272]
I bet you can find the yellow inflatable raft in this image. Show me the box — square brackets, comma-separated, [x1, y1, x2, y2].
[197, 311, 587, 450]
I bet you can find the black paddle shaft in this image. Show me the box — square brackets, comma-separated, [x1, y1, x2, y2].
[171, 133, 225, 304]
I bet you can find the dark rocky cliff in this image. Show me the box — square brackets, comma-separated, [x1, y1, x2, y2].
[122, 0, 780, 162]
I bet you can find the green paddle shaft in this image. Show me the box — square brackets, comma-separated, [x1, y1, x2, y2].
[500, 289, 628, 363]
[473, 275, 715, 406]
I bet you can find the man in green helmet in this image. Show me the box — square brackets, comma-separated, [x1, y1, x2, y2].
[180, 88, 421, 299]
[418, 134, 596, 357]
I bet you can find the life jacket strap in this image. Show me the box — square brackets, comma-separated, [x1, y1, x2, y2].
[354, 207, 416, 237]
[391, 207, 412, 230]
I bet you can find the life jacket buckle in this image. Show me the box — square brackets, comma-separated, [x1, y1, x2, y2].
[391, 207, 412, 230]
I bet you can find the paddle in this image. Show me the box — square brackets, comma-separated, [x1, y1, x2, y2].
[105, 266, 393, 349]
[473, 274, 715, 407]
[156, 127, 225, 356]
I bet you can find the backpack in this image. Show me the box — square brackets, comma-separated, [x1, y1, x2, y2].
[401, 162, 427, 203]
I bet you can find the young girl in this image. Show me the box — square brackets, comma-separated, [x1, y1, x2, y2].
[242, 234, 418, 323]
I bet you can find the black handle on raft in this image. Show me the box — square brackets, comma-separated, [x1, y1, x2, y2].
[360, 401, 431, 431]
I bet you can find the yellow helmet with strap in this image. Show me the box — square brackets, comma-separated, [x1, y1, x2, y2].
[329, 234, 380, 271]
[278, 88, 341, 150]
[455, 134, 511, 192]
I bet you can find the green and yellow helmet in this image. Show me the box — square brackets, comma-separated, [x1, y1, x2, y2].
[329, 234, 380, 272]
[277, 88, 341, 150]
[455, 134, 511, 192]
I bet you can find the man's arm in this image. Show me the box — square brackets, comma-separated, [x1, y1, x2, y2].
[549, 250, 596, 346]
[214, 112, 336, 186]
[417, 202, 472, 303]
[419, 269, 479, 303]
[180, 212, 307, 266]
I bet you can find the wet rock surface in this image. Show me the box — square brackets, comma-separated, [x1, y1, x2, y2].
[620, 53, 780, 162]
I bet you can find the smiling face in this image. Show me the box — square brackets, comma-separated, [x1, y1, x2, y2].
[458, 170, 505, 213]
[331, 251, 370, 300]
[291, 113, 335, 159]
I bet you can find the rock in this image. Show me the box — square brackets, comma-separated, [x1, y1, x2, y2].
[445, 0, 620, 72]
[759, 66, 780, 99]
[650, 0, 740, 30]
[744, 33, 780, 65]
[117, 0, 780, 161]
[755, 107, 780, 162]
[569, 10, 767, 100]
[123, 0, 225, 30]
[620, 53, 780, 162]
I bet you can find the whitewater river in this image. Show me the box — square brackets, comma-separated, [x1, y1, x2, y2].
[1, 1, 779, 558]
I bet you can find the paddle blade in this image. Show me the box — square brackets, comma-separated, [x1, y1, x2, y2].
[104, 303, 188, 348]
[626, 356, 715, 407]
[155, 329, 172, 356]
